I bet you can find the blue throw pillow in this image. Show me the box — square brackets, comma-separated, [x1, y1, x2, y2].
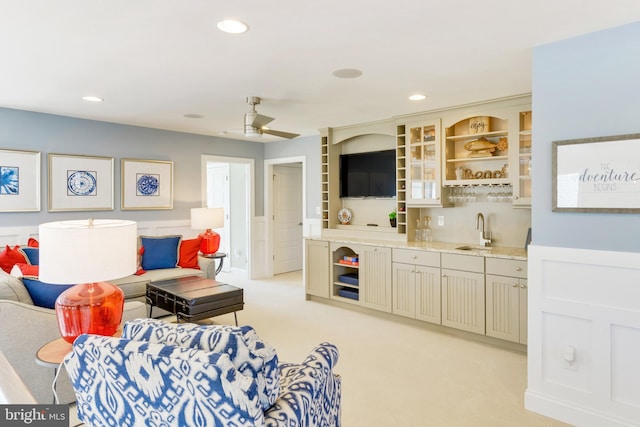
[140, 235, 182, 270]
[18, 247, 39, 265]
[22, 277, 74, 309]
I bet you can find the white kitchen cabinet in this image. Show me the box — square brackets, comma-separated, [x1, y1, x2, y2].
[359, 245, 392, 313]
[392, 249, 441, 324]
[485, 258, 528, 344]
[441, 253, 485, 334]
[511, 110, 532, 207]
[304, 239, 330, 298]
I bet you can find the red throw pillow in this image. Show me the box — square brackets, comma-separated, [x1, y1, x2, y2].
[178, 238, 202, 269]
[0, 245, 28, 273]
[11, 263, 39, 277]
[134, 246, 146, 275]
[27, 238, 39, 248]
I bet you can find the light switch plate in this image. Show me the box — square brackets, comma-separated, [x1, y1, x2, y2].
[438, 216, 445, 227]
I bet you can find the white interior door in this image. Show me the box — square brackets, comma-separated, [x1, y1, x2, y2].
[206, 163, 230, 262]
[273, 164, 303, 274]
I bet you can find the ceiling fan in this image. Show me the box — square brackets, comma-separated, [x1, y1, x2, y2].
[243, 96, 300, 139]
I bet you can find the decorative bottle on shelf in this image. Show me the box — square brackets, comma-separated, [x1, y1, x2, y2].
[422, 216, 433, 243]
[414, 219, 422, 242]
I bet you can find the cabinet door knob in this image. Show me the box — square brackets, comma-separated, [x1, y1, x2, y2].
[441, 274, 447, 278]
[412, 255, 417, 259]
[520, 284, 527, 289]
[516, 267, 522, 271]
[512, 283, 518, 287]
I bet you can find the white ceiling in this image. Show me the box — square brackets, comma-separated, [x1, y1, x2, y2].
[1, 1, 639, 142]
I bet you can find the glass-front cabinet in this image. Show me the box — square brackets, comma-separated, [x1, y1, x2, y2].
[405, 119, 445, 206]
[512, 110, 532, 207]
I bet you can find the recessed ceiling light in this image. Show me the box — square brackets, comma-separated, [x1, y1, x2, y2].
[332, 68, 363, 79]
[184, 113, 204, 119]
[82, 96, 103, 102]
[409, 94, 427, 101]
[217, 19, 248, 34]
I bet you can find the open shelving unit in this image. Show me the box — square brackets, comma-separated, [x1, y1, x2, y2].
[332, 245, 360, 303]
[396, 124, 407, 235]
[443, 116, 511, 187]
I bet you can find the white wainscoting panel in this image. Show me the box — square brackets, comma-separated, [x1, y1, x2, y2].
[526, 245, 640, 427]
[1, 218, 266, 279]
[251, 216, 266, 279]
[0, 226, 39, 247]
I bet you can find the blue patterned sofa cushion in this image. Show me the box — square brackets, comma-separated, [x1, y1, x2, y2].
[64, 334, 264, 426]
[122, 318, 280, 411]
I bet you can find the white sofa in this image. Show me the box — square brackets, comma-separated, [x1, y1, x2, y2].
[0, 255, 217, 404]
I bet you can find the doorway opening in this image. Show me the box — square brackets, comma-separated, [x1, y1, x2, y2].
[265, 156, 306, 277]
[201, 155, 254, 278]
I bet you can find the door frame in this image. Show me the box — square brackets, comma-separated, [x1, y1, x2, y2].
[264, 156, 306, 277]
[201, 154, 254, 278]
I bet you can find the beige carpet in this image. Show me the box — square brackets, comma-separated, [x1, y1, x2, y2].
[211, 269, 570, 427]
[70, 270, 570, 426]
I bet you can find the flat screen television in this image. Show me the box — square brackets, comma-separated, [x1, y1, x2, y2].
[339, 149, 396, 198]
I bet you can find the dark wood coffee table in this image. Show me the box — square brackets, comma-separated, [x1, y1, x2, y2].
[146, 276, 243, 325]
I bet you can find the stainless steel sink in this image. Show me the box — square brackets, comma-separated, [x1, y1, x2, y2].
[455, 245, 492, 252]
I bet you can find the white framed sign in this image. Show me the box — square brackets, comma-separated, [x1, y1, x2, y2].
[0, 149, 41, 212]
[121, 158, 173, 210]
[552, 133, 640, 213]
[48, 153, 114, 212]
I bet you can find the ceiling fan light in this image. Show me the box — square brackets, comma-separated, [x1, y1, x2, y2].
[217, 19, 248, 34]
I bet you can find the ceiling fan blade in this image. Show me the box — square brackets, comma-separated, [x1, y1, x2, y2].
[262, 129, 300, 139]
[251, 113, 274, 129]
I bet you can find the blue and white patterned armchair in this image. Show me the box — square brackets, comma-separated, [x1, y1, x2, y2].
[64, 319, 341, 426]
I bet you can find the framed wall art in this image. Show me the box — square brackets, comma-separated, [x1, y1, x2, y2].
[0, 149, 41, 212]
[552, 133, 640, 213]
[48, 153, 114, 212]
[121, 158, 173, 210]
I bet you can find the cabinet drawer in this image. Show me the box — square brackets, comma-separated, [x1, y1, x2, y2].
[441, 253, 484, 273]
[392, 249, 440, 267]
[485, 258, 527, 278]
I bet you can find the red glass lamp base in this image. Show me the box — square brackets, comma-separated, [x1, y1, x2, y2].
[55, 282, 125, 344]
[199, 229, 221, 255]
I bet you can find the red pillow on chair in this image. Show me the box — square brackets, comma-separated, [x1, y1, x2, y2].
[178, 238, 202, 269]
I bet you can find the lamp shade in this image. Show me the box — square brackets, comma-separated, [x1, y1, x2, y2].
[39, 219, 137, 343]
[39, 219, 137, 284]
[190, 207, 224, 230]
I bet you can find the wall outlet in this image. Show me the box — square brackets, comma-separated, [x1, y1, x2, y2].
[564, 345, 579, 371]
[437, 216, 445, 227]
[315, 206, 321, 215]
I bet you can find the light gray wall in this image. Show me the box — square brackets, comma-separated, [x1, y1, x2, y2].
[0, 107, 267, 225]
[264, 135, 321, 219]
[532, 22, 640, 252]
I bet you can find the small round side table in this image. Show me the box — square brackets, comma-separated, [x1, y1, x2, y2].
[200, 252, 227, 275]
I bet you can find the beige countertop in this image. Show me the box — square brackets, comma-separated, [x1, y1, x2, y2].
[307, 236, 527, 261]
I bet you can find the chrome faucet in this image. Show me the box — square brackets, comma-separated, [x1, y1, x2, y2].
[476, 213, 492, 247]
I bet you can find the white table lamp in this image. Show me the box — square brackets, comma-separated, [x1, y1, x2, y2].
[39, 219, 137, 343]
